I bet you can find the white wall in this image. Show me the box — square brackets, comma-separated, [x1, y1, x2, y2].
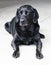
[0, 0, 51, 8]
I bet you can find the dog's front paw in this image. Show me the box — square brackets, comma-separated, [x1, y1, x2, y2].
[36, 52, 43, 59]
[12, 50, 20, 58]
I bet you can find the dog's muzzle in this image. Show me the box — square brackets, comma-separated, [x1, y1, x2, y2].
[20, 17, 28, 26]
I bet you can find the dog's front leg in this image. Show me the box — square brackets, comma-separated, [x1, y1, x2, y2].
[36, 39, 43, 59]
[11, 34, 20, 58]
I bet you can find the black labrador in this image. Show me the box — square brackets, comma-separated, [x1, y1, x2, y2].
[5, 5, 45, 59]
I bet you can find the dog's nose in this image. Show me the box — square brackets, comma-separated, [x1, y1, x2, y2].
[21, 15, 27, 19]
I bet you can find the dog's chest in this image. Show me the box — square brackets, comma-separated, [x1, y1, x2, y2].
[15, 24, 36, 45]
[16, 24, 35, 37]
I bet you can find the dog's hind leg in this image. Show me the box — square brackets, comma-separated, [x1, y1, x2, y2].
[5, 22, 11, 34]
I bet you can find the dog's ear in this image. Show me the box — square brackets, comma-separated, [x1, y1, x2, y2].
[16, 9, 19, 16]
[16, 9, 19, 23]
[32, 8, 39, 23]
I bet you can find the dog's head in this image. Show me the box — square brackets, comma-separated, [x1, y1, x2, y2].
[16, 5, 39, 26]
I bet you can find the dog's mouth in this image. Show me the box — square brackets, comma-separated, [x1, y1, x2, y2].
[19, 22, 28, 26]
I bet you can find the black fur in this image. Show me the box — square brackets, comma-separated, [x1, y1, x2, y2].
[5, 5, 45, 59]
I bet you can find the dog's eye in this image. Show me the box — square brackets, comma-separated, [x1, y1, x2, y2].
[20, 11, 23, 14]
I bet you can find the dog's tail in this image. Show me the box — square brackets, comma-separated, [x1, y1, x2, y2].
[39, 33, 45, 39]
[5, 22, 11, 34]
